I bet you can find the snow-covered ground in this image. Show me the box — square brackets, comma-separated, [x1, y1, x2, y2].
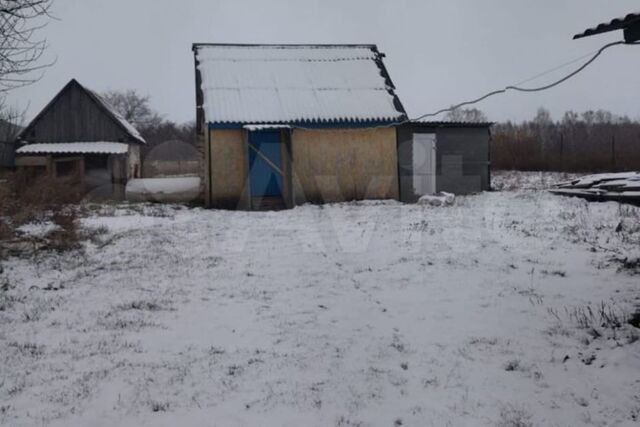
[1, 189, 640, 426]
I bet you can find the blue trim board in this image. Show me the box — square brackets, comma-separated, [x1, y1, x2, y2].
[209, 120, 401, 130]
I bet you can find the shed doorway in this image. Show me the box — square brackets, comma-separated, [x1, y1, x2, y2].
[412, 133, 437, 196]
[248, 130, 284, 208]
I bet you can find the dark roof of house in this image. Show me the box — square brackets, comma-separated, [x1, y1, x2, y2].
[193, 43, 407, 125]
[574, 12, 640, 39]
[18, 79, 145, 144]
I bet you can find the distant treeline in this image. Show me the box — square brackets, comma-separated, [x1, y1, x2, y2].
[99, 90, 198, 162]
[491, 108, 640, 172]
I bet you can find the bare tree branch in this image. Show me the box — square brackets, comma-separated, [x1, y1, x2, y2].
[0, 0, 54, 94]
[444, 107, 488, 123]
[101, 90, 163, 130]
[0, 101, 25, 140]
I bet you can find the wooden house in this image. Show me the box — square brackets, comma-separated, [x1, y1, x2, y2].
[193, 43, 407, 209]
[15, 79, 145, 199]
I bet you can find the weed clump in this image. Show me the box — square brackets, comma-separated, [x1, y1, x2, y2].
[497, 405, 533, 427]
[1, 172, 86, 252]
[45, 211, 81, 252]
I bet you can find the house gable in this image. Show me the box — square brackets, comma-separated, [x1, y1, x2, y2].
[18, 79, 145, 144]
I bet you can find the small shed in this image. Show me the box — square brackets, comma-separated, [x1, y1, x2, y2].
[193, 43, 407, 210]
[15, 79, 145, 199]
[397, 122, 492, 202]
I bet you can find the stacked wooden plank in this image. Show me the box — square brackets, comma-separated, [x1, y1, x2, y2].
[551, 172, 640, 204]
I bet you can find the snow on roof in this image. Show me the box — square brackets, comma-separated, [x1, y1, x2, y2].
[16, 142, 130, 155]
[194, 44, 406, 125]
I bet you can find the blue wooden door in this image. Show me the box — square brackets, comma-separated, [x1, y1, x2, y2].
[248, 130, 283, 198]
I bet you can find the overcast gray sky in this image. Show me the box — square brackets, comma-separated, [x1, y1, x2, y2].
[6, 0, 640, 124]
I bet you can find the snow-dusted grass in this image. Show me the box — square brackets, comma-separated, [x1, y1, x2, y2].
[1, 191, 639, 426]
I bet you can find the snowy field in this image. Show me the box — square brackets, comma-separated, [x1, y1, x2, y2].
[1, 182, 640, 426]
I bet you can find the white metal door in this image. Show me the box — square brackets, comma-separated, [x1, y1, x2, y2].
[412, 133, 437, 196]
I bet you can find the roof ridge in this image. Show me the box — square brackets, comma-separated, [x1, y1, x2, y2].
[193, 43, 377, 49]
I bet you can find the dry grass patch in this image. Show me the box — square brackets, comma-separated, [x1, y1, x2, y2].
[0, 172, 87, 253]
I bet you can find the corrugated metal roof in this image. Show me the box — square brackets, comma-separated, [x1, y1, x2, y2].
[574, 11, 640, 39]
[194, 44, 406, 125]
[16, 142, 129, 155]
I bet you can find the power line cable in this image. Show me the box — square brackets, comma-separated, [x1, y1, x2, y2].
[292, 39, 635, 131]
[412, 40, 633, 122]
[513, 49, 604, 87]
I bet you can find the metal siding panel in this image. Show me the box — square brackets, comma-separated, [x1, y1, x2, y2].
[398, 125, 491, 197]
[396, 127, 416, 202]
[435, 128, 489, 194]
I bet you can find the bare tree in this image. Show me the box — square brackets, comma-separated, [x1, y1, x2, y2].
[444, 107, 488, 123]
[532, 107, 552, 126]
[101, 89, 162, 130]
[0, 104, 24, 169]
[0, 104, 24, 139]
[0, 0, 54, 93]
